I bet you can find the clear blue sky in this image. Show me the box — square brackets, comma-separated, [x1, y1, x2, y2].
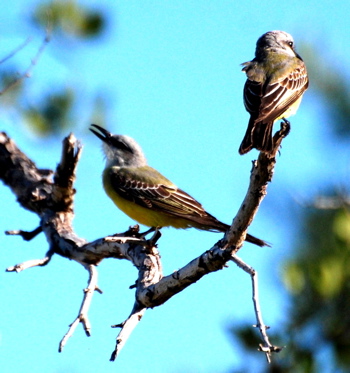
[1, 1, 349, 372]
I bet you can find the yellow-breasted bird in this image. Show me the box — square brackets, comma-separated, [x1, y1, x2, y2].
[239, 30, 309, 155]
[90, 124, 267, 247]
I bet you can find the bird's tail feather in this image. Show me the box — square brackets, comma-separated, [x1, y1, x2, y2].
[246, 233, 269, 247]
[253, 121, 274, 154]
[239, 118, 274, 155]
[198, 215, 268, 247]
[239, 117, 256, 155]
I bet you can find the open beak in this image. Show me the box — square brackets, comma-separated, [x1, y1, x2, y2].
[89, 124, 112, 144]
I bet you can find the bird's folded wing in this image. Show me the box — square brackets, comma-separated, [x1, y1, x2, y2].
[244, 63, 309, 123]
[108, 166, 207, 218]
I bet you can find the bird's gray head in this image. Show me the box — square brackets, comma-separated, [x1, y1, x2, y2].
[90, 124, 147, 168]
[255, 30, 296, 58]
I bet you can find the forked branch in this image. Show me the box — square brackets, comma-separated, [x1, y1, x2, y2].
[1, 122, 288, 362]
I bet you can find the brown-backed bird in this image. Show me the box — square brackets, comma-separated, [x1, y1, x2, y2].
[239, 30, 309, 155]
[90, 124, 267, 246]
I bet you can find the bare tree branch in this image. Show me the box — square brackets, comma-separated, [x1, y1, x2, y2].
[231, 255, 283, 362]
[5, 226, 42, 240]
[6, 255, 52, 273]
[1, 124, 288, 361]
[59, 264, 101, 352]
[0, 37, 32, 65]
[110, 305, 146, 361]
[226, 120, 290, 249]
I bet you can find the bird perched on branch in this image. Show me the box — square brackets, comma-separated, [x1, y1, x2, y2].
[239, 30, 309, 155]
[90, 124, 267, 247]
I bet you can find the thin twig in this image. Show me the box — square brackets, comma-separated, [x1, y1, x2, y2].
[0, 37, 32, 65]
[0, 28, 51, 96]
[59, 264, 101, 352]
[231, 255, 282, 362]
[6, 255, 52, 273]
[110, 305, 146, 361]
[109, 230, 163, 361]
[5, 226, 42, 241]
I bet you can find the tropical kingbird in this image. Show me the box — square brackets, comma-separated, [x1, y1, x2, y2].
[239, 30, 309, 155]
[90, 124, 267, 247]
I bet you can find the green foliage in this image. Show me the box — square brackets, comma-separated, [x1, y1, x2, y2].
[32, 0, 105, 39]
[23, 88, 75, 135]
[284, 206, 350, 300]
[284, 203, 350, 369]
[0, 67, 25, 104]
[0, 1, 108, 137]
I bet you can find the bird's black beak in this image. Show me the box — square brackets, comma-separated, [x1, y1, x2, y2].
[89, 124, 112, 144]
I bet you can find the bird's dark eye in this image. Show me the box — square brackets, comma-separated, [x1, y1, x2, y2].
[288, 41, 294, 47]
[113, 138, 133, 153]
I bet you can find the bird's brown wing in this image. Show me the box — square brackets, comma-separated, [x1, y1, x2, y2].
[108, 166, 209, 219]
[244, 63, 309, 123]
[108, 167, 268, 244]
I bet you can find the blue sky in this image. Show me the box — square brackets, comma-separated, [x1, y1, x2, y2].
[1, 1, 349, 372]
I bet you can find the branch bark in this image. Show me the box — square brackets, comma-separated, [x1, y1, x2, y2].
[1, 124, 288, 362]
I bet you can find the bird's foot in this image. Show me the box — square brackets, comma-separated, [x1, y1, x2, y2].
[148, 227, 162, 245]
[280, 118, 291, 137]
[142, 228, 162, 254]
[118, 224, 141, 238]
[139, 226, 157, 239]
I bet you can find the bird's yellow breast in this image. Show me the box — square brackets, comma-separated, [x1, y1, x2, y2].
[275, 95, 303, 121]
[102, 169, 192, 229]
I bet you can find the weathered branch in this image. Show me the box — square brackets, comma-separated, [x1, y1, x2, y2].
[5, 226, 42, 241]
[226, 120, 290, 249]
[59, 264, 101, 352]
[1, 124, 287, 361]
[6, 254, 52, 273]
[110, 305, 146, 361]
